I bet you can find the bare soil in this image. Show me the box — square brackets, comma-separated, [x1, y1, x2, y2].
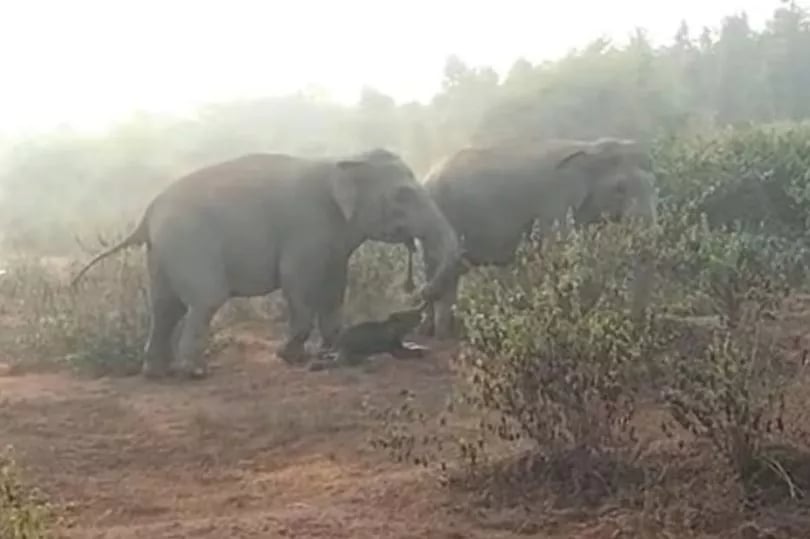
[2, 314, 810, 539]
[0, 323, 572, 539]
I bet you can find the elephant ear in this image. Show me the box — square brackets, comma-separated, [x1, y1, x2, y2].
[554, 149, 589, 170]
[555, 139, 645, 172]
[594, 138, 651, 168]
[617, 140, 653, 169]
[331, 160, 364, 221]
[552, 146, 606, 211]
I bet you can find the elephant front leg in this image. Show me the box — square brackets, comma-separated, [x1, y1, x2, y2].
[434, 272, 460, 340]
[317, 307, 342, 355]
[630, 255, 655, 321]
[316, 265, 347, 354]
[278, 296, 315, 364]
[279, 251, 335, 365]
[416, 247, 440, 337]
[417, 301, 436, 337]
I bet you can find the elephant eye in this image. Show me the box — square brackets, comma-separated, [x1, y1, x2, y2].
[394, 185, 419, 204]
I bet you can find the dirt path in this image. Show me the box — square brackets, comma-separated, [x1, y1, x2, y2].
[1, 325, 583, 539]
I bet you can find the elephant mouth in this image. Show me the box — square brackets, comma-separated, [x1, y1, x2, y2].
[381, 225, 412, 244]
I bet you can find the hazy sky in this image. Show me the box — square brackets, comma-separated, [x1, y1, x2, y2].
[0, 0, 786, 134]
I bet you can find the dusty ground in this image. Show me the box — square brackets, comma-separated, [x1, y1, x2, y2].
[3, 308, 810, 539]
[0, 322, 603, 539]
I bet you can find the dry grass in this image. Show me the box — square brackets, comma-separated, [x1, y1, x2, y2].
[5, 224, 810, 537]
[0, 447, 54, 539]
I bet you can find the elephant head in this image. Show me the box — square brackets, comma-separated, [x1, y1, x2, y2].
[552, 138, 658, 317]
[329, 149, 462, 302]
[553, 138, 657, 226]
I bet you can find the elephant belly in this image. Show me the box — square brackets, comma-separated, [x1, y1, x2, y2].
[461, 230, 522, 267]
[223, 245, 280, 297]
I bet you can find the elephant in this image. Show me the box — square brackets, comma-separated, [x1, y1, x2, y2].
[70, 148, 462, 379]
[405, 137, 658, 339]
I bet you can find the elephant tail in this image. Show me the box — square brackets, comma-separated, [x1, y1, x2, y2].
[69, 210, 150, 288]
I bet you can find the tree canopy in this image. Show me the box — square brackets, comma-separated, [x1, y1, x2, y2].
[2, 2, 810, 253]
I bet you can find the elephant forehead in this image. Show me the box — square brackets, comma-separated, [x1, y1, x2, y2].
[366, 158, 415, 181]
[360, 147, 401, 162]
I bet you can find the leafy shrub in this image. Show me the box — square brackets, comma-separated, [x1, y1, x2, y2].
[653, 121, 810, 239]
[370, 201, 810, 532]
[655, 216, 809, 494]
[453, 222, 662, 471]
[0, 447, 53, 539]
[345, 241, 422, 323]
[654, 210, 808, 319]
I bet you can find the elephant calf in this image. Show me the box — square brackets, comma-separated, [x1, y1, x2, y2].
[71, 148, 462, 379]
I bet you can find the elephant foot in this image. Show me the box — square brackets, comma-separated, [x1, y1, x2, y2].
[434, 320, 459, 341]
[309, 351, 341, 371]
[415, 319, 435, 337]
[278, 341, 308, 365]
[308, 358, 340, 372]
[171, 361, 209, 380]
[141, 360, 171, 380]
[390, 342, 429, 360]
[433, 329, 454, 342]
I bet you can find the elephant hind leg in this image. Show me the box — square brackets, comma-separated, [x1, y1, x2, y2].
[143, 264, 187, 379]
[175, 302, 222, 379]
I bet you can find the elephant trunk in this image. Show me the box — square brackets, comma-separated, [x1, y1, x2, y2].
[413, 212, 462, 304]
[629, 192, 658, 320]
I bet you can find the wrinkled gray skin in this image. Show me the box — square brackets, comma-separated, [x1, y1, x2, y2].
[71, 149, 461, 379]
[408, 137, 658, 339]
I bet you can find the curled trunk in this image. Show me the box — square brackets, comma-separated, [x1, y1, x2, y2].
[629, 197, 658, 320]
[412, 213, 462, 304]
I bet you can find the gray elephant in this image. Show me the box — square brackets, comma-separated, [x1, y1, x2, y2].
[407, 137, 658, 339]
[71, 148, 462, 379]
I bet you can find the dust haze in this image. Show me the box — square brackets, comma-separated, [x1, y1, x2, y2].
[0, 0, 786, 254]
[5, 2, 810, 538]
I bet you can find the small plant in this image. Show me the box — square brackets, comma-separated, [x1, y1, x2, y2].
[662, 329, 792, 480]
[0, 447, 53, 539]
[656, 219, 809, 496]
[455, 223, 661, 465]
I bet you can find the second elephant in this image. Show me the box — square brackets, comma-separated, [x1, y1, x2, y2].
[409, 137, 659, 339]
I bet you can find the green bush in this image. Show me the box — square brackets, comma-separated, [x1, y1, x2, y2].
[454, 222, 662, 468]
[0, 447, 53, 539]
[653, 122, 810, 239]
[345, 241, 423, 324]
[369, 179, 810, 528]
[654, 215, 807, 493]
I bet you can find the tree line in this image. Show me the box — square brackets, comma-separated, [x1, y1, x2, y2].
[1, 1, 808, 253]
